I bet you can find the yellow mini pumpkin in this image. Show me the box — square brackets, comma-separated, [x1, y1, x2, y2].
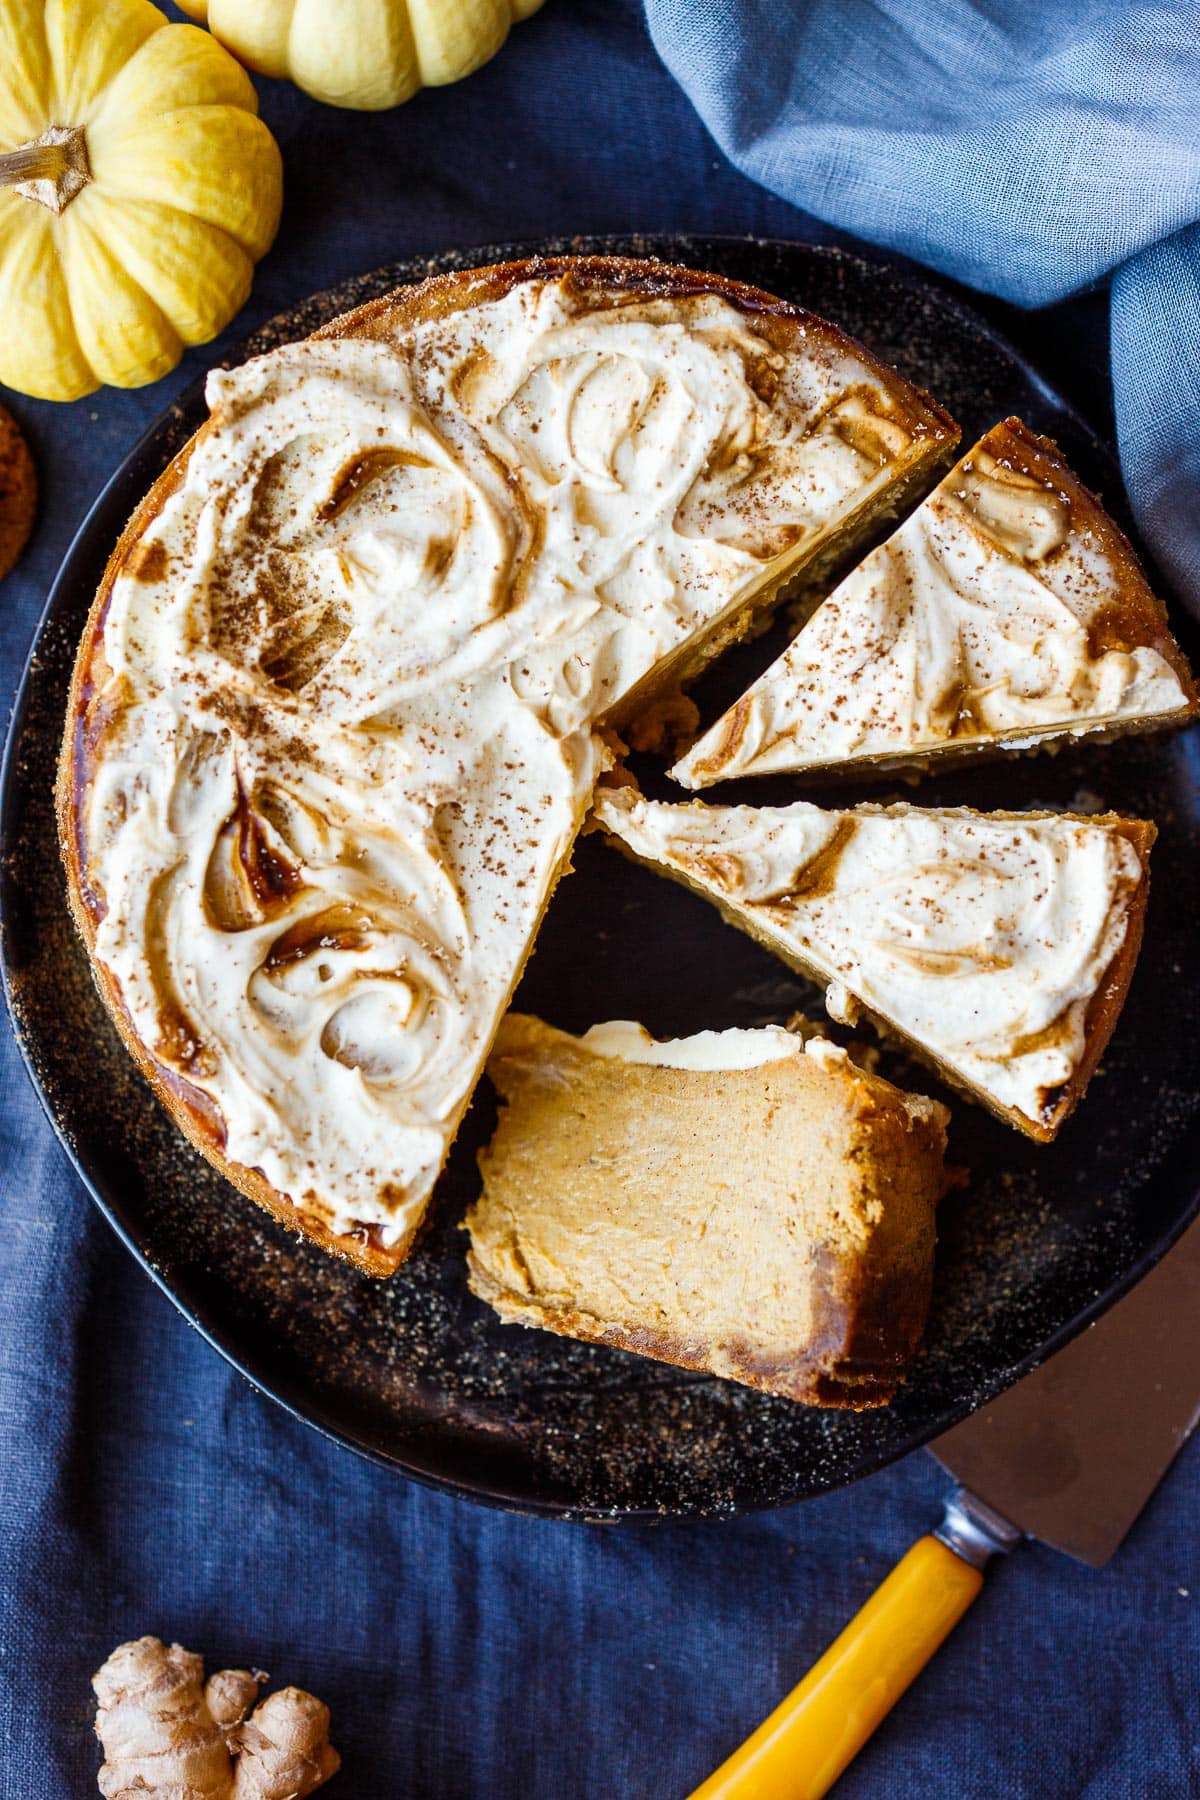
[0, 0, 283, 401]
[177, 0, 544, 111]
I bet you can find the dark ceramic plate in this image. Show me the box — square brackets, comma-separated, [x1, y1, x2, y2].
[4, 236, 1200, 1520]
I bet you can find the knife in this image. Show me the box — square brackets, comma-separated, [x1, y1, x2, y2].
[688, 1214, 1200, 1800]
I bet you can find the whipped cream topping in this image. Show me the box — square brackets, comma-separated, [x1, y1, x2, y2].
[580, 1019, 809, 1069]
[674, 423, 1190, 786]
[79, 274, 923, 1248]
[595, 789, 1146, 1126]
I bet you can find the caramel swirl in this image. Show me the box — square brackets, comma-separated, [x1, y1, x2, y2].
[596, 789, 1145, 1128]
[674, 421, 1190, 786]
[79, 275, 922, 1245]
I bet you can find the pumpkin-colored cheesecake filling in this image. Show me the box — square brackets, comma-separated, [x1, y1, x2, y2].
[75, 274, 937, 1247]
[466, 1013, 949, 1405]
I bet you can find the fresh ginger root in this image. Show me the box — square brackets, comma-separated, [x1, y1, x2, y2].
[232, 1689, 340, 1799]
[93, 1636, 339, 1799]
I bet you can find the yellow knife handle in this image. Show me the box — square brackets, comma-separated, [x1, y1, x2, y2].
[688, 1491, 1020, 1800]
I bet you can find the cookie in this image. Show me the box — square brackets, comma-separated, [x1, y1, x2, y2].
[0, 401, 37, 582]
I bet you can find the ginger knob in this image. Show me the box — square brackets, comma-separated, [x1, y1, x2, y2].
[93, 1637, 339, 1799]
[232, 1689, 341, 1798]
[207, 1667, 265, 1738]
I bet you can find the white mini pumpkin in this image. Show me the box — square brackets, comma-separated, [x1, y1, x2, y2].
[178, 0, 545, 111]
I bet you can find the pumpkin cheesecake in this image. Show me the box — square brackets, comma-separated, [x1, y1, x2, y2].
[467, 1014, 949, 1406]
[58, 255, 957, 1272]
[594, 785, 1154, 1142]
[673, 418, 1196, 787]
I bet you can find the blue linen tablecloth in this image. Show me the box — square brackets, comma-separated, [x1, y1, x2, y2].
[646, 0, 1200, 616]
[1, 3, 1197, 1793]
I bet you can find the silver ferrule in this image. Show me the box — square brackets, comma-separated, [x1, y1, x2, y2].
[934, 1487, 1023, 1569]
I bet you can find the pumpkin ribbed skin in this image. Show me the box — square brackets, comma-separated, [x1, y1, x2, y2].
[0, 0, 283, 401]
[178, 0, 544, 111]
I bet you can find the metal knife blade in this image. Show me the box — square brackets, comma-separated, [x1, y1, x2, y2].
[932, 1214, 1200, 1568]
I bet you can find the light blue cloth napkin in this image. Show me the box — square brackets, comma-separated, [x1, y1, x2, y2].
[645, 0, 1200, 612]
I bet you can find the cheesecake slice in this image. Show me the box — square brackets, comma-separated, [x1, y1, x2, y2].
[467, 1015, 949, 1406]
[594, 786, 1154, 1141]
[673, 418, 1196, 788]
[59, 256, 957, 1273]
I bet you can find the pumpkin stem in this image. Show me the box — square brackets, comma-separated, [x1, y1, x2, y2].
[0, 125, 91, 215]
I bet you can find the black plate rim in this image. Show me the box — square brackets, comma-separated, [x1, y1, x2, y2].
[4, 233, 1198, 1522]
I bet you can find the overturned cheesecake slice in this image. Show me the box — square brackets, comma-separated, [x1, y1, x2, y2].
[673, 418, 1196, 787]
[59, 256, 957, 1273]
[594, 787, 1154, 1141]
[467, 1015, 949, 1406]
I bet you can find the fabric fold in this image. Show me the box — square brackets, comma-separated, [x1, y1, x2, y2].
[645, 0, 1200, 610]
